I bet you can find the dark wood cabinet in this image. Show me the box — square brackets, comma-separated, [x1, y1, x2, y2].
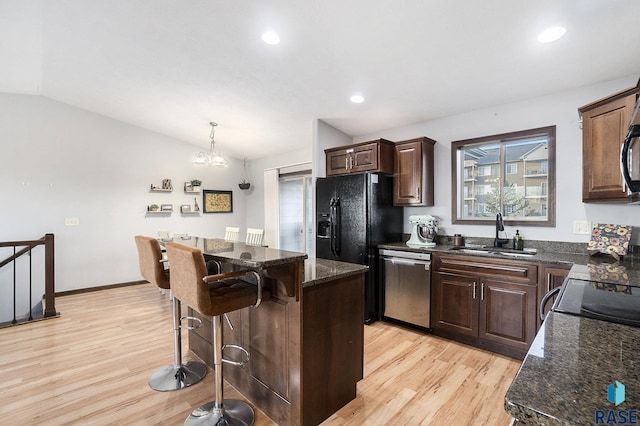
[579, 84, 639, 202]
[538, 263, 571, 326]
[189, 263, 365, 426]
[393, 137, 436, 206]
[432, 254, 538, 358]
[325, 139, 395, 176]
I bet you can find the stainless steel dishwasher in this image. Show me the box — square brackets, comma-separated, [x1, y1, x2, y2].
[380, 249, 431, 328]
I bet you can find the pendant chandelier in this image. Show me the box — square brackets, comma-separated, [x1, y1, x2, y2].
[193, 122, 229, 168]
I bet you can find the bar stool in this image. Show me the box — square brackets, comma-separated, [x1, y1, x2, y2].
[134, 236, 207, 391]
[165, 242, 267, 425]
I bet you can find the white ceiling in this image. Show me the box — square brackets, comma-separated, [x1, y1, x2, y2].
[2, 0, 640, 160]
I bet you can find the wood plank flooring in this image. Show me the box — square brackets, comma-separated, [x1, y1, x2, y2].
[0, 283, 520, 425]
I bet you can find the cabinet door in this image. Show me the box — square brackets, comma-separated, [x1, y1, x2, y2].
[539, 265, 570, 322]
[326, 149, 350, 176]
[432, 271, 478, 337]
[479, 279, 537, 352]
[351, 143, 378, 173]
[581, 92, 637, 201]
[394, 141, 422, 205]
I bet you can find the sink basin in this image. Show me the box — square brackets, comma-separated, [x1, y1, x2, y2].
[448, 246, 536, 257]
[451, 248, 492, 255]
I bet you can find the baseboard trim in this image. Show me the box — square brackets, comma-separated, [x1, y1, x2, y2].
[56, 280, 148, 297]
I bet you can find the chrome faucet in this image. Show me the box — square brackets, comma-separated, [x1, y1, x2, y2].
[494, 212, 509, 248]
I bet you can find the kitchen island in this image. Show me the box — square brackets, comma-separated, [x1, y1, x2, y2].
[175, 237, 367, 426]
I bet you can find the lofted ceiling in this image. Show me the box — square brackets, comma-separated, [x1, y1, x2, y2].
[2, 0, 640, 160]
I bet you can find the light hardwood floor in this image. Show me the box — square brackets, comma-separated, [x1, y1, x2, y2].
[0, 283, 520, 425]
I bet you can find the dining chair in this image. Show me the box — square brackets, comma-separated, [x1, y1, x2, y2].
[245, 228, 264, 246]
[224, 226, 240, 241]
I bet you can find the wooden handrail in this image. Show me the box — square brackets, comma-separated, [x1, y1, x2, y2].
[0, 234, 56, 321]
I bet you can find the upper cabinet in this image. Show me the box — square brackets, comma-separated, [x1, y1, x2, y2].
[579, 83, 639, 202]
[325, 139, 395, 176]
[393, 137, 436, 206]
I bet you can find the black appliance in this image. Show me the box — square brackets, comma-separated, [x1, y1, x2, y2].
[316, 173, 403, 324]
[621, 95, 640, 193]
[551, 278, 640, 328]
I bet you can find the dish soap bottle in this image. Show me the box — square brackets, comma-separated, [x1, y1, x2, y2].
[513, 229, 524, 251]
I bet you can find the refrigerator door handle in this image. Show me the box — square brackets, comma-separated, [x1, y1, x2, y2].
[333, 197, 341, 255]
[329, 198, 336, 257]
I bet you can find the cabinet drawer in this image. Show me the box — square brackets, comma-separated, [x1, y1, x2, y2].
[434, 255, 537, 284]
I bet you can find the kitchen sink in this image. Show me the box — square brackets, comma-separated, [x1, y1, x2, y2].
[448, 246, 537, 257]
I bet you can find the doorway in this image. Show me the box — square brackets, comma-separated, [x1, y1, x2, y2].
[278, 172, 313, 254]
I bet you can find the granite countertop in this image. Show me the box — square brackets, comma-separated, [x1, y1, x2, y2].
[302, 258, 368, 288]
[504, 312, 640, 425]
[378, 241, 640, 271]
[163, 236, 308, 268]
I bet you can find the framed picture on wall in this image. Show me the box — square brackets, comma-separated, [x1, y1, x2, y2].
[203, 190, 233, 213]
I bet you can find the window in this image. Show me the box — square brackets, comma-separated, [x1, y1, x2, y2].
[451, 126, 556, 227]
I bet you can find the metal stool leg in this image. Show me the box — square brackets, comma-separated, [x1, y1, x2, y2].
[149, 298, 207, 391]
[185, 315, 254, 425]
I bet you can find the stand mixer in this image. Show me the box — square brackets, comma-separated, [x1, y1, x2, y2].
[406, 215, 438, 247]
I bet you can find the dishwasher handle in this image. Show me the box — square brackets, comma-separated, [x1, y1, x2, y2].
[385, 257, 431, 270]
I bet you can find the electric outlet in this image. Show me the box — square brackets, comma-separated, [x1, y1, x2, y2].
[65, 217, 80, 226]
[573, 220, 591, 235]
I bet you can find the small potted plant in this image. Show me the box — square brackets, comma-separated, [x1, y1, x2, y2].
[148, 204, 159, 212]
[238, 179, 251, 190]
[238, 159, 251, 190]
[190, 179, 202, 192]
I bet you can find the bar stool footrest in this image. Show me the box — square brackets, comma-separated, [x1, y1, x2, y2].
[179, 315, 203, 331]
[222, 344, 250, 366]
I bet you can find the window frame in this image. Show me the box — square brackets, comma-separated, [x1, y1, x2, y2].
[451, 125, 556, 227]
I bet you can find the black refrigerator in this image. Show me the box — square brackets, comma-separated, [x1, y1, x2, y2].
[316, 172, 403, 324]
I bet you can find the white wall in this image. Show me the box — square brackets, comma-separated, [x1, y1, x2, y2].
[0, 94, 248, 321]
[348, 75, 640, 245]
[243, 146, 312, 234]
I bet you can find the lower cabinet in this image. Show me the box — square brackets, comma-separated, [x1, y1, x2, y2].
[432, 255, 538, 359]
[538, 264, 571, 326]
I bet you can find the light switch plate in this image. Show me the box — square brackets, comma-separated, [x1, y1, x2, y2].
[65, 217, 80, 226]
[573, 220, 591, 235]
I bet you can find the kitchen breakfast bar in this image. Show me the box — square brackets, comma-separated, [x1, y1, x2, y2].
[167, 237, 368, 425]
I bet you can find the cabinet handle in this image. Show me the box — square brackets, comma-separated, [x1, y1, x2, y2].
[345, 158, 348, 170]
[350, 157, 353, 169]
[546, 273, 552, 293]
[481, 282, 485, 301]
[416, 186, 420, 198]
[473, 282, 477, 299]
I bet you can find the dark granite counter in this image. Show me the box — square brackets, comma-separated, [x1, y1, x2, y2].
[504, 312, 640, 425]
[303, 258, 368, 288]
[378, 241, 640, 269]
[162, 236, 307, 268]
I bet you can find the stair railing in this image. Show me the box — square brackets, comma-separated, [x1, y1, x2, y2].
[0, 233, 56, 326]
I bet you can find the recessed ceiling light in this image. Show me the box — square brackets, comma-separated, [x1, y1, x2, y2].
[538, 26, 566, 43]
[261, 30, 280, 45]
[350, 94, 365, 104]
